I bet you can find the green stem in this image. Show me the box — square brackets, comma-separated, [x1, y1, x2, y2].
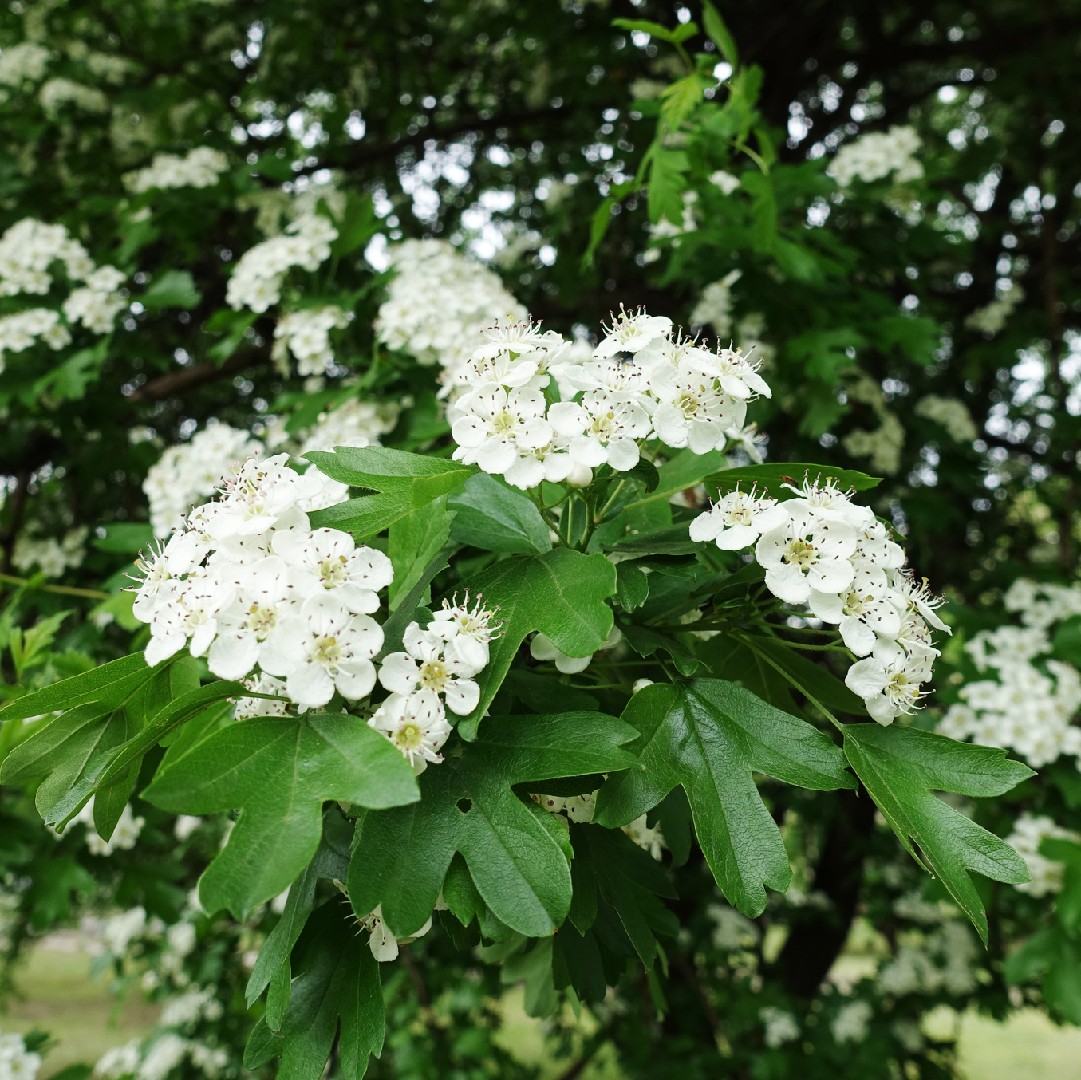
[735, 633, 845, 733]
[0, 573, 109, 601]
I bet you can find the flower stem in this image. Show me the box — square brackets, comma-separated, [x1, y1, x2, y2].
[0, 573, 109, 601]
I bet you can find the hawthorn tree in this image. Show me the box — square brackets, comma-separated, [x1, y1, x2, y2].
[0, 2, 1079, 1078]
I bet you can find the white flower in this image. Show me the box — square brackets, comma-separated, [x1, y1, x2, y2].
[845, 655, 926, 724]
[425, 594, 501, 672]
[689, 489, 788, 550]
[755, 510, 857, 605]
[450, 384, 554, 482]
[359, 905, 432, 962]
[261, 604, 382, 707]
[369, 691, 452, 767]
[594, 306, 673, 360]
[272, 528, 393, 614]
[378, 622, 481, 714]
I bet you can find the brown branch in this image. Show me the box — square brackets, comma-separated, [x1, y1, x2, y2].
[128, 348, 269, 402]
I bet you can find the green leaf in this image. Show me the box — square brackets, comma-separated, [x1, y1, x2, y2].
[703, 2, 739, 66]
[739, 635, 865, 716]
[144, 713, 420, 917]
[388, 498, 454, 608]
[349, 712, 637, 938]
[258, 902, 384, 1080]
[595, 680, 852, 917]
[572, 826, 678, 967]
[843, 725, 1034, 943]
[624, 448, 729, 511]
[648, 146, 689, 224]
[307, 447, 474, 541]
[705, 462, 881, 495]
[246, 809, 353, 1011]
[449, 473, 551, 554]
[458, 549, 617, 739]
[0, 652, 149, 724]
[615, 563, 650, 612]
[141, 269, 200, 310]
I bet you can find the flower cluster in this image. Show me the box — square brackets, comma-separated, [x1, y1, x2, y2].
[144, 422, 261, 538]
[938, 579, 1081, 767]
[123, 147, 230, 193]
[964, 282, 1024, 335]
[1005, 813, 1079, 896]
[375, 239, 527, 371]
[448, 308, 771, 489]
[0, 308, 70, 371]
[225, 213, 337, 313]
[61, 265, 127, 333]
[875, 920, 979, 996]
[272, 304, 352, 376]
[131, 454, 403, 712]
[297, 398, 399, 459]
[0, 218, 94, 296]
[370, 595, 500, 768]
[0, 1032, 40, 1080]
[914, 395, 980, 443]
[0, 41, 49, 87]
[827, 125, 923, 187]
[690, 478, 948, 724]
[12, 525, 87, 578]
[38, 76, 108, 114]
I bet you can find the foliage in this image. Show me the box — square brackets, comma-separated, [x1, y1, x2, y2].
[1, 1, 1079, 1078]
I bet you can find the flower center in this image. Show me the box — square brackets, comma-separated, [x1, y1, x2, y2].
[784, 538, 818, 568]
[491, 409, 517, 435]
[419, 659, 450, 691]
[394, 722, 424, 751]
[318, 555, 348, 588]
[311, 634, 341, 666]
[246, 602, 277, 639]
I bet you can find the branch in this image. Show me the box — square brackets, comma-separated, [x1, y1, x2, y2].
[127, 348, 269, 402]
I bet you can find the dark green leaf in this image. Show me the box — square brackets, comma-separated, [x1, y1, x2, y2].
[458, 548, 617, 739]
[449, 473, 551, 554]
[595, 680, 852, 916]
[843, 724, 1033, 943]
[145, 713, 419, 917]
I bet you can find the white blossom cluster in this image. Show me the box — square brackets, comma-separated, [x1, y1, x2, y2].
[937, 579, 1081, 767]
[1005, 813, 1079, 896]
[370, 595, 500, 769]
[144, 422, 261, 538]
[131, 454, 411, 711]
[0, 308, 70, 372]
[914, 395, 980, 443]
[448, 308, 770, 489]
[225, 213, 337, 313]
[690, 479, 948, 724]
[827, 125, 923, 187]
[533, 789, 667, 860]
[875, 921, 979, 996]
[842, 373, 905, 476]
[0, 1033, 40, 1080]
[964, 283, 1024, 335]
[830, 1000, 873, 1044]
[375, 238, 527, 370]
[760, 1006, 801, 1048]
[0, 218, 94, 296]
[272, 304, 352, 376]
[0, 218, 125, 371]
[61, 265, 127, 333]
[12, 526, 86, 578]
[0, 42, 50, 87]
[123, 147, 230, 193]
[38, 76, 108, 114]
[95, 1034, 228, 1080]
[297, 398, 399, 458]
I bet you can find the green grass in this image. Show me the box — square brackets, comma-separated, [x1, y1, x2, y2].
[0, 939, 158, 1077]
